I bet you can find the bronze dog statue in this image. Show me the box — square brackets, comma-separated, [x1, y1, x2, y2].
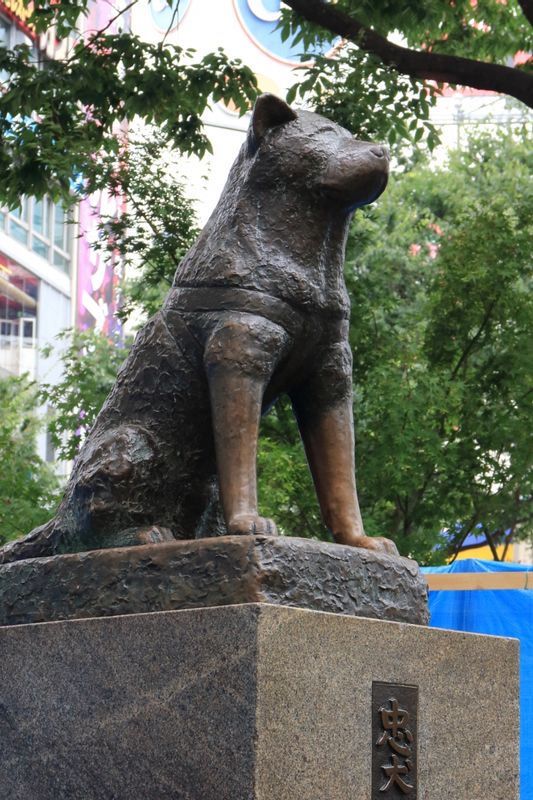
[0, 94, 397, 563]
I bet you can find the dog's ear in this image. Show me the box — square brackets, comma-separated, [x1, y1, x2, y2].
[249, 93, 297, 151]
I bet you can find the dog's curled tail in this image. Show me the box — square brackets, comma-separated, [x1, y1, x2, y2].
[0, 520, 60, 565]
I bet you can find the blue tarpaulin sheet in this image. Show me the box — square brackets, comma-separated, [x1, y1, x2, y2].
[421, 559, 533, 799]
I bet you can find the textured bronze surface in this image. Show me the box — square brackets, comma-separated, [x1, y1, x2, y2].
[0, 93, 395, 565]
[0, 535, 429, 627]
[372, 682, 418, 799]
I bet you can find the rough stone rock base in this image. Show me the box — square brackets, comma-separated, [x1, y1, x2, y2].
[0, 535, 428, 626]
[0, 604, 518, 800]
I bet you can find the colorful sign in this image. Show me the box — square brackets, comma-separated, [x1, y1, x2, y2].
[0, 0, 72, 59]
[0, 0, 33, 29]
[76, 190, 123, 336]
[233, 0, 335, 64]
[75, 1, 132, 334]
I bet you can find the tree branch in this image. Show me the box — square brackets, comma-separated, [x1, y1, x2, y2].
[483, 527, 501, 561]
[449, 513, 479, 562]
[66, 0, 139, 62]
[450, 298, 498, 381]
[501, 529, 514, 561]
[283, 0, 533, 108]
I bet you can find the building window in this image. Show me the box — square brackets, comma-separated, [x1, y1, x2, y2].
[1, 197, 73, 274]
[31, 197, 49, 258]
[0, 11, 38, 84]
[0, 258, 38, 379]
[0, 14, 11, 83]
[8, 199, 30, 245]
[0, 9, 39, 79]
[52, 201, 71, 271]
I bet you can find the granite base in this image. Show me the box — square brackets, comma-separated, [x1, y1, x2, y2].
[0, 604, 518, 799]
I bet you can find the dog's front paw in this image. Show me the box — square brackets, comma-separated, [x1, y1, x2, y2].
[228, 514, 278, 537]
[342, 533, 399, 557]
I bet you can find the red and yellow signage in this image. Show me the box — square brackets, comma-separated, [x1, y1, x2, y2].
[0, 0, 35, 34]
[0, 0, 73, 59]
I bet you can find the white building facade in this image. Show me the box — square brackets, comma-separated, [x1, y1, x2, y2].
[0, 1, 74, 461]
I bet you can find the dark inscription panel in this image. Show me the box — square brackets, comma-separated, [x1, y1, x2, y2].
[372, 682, 418, 799]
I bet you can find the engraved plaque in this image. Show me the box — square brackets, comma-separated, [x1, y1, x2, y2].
[372, 682, 418, 799]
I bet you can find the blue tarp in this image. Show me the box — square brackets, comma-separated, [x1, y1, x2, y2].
[422, 558, 533, 799]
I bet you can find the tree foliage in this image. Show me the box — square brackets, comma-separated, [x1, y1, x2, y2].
[0, 0, 532, 206]
[287, 47, 441, 151]
[283, 0, 532, 126]
[40, 329, 129, 461]
[347, 130, 532, 561]
[91, 134, 200, 323]
[0, 23, 257, 206]
[0, 376, 59, 544]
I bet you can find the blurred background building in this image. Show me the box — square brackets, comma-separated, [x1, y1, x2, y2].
[0, 0, 74, 463]
[0, 0, 125, 462]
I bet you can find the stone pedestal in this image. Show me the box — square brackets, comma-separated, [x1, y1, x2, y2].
[0, 604, 519, 799]
[0, 535, 428, 626]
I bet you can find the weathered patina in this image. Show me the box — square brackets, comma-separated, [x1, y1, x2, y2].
[0, 535, 429, 627]
[0, 94, 393, 563]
